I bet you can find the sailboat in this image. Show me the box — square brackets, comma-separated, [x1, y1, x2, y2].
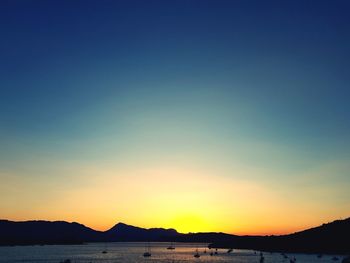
[143, 243, 151, 257]
[102, 243, 108, 254]
[194, 248, 200, 258]
[260, 252, 265, 263]
[167, 242, 175, 250]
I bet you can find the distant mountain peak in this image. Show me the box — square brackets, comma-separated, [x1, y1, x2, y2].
[108, 222, 178, 233]
[108, 222, 141, 231]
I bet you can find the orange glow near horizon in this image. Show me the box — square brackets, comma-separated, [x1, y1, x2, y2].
[1, 163, 348, 236]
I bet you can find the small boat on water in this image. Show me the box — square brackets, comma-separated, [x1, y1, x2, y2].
[102, 243, 108, 254]
[227, 248, 233, 253]
[143, 243, 151, 257]
[167, 242, 175, 250]
[194, 248, 200, 258]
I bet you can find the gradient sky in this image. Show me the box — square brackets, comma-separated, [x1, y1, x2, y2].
[0, 0, 349, 235]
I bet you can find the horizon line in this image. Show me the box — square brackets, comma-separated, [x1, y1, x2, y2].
[2, 216, 348, 237]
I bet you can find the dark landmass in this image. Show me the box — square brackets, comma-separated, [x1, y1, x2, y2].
[209, 217, 350, 255]
[103, 222, 178, 242]
[0, 220, 179, 245]
[0, 220, 100, 246]
[1, 217, 349, 254]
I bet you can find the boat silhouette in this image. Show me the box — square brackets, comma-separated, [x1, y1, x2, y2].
[143, 242, 151, 257]
[194, 248, 200, 258]
[167, 242, 175, 250]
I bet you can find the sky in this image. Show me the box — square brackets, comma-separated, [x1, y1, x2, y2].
[0, 0, 349, 235]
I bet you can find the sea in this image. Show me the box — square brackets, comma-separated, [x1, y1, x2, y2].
[0, 242, 345, 263]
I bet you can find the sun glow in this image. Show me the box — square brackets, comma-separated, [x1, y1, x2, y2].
[2, 161, 349, 235]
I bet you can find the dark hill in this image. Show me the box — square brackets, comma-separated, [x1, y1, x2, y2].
[104, 222, 179, 241]
[0, 220, 102, 245]
[1, 217, 349, 254]
[209, 217, 350, 254]
[0, 220, 180, 244]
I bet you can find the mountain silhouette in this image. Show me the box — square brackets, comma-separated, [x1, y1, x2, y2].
[0, 220, 101, 245]
[0, 220, 179, 245]
[104, 222, 178, 241]
[209, 217, 350, 254]
[1, 217, 349, 254]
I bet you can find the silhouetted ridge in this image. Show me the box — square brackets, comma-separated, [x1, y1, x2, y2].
[0, 220, 102, 245]
[1, 217, 349, 254]
[209, 217, 350, 254]
[105, 222, 179, 241]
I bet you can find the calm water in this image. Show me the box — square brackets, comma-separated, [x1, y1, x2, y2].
[0, 242, 345, 263]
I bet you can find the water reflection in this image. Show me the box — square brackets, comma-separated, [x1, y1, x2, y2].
[0, 242, 346, 263]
